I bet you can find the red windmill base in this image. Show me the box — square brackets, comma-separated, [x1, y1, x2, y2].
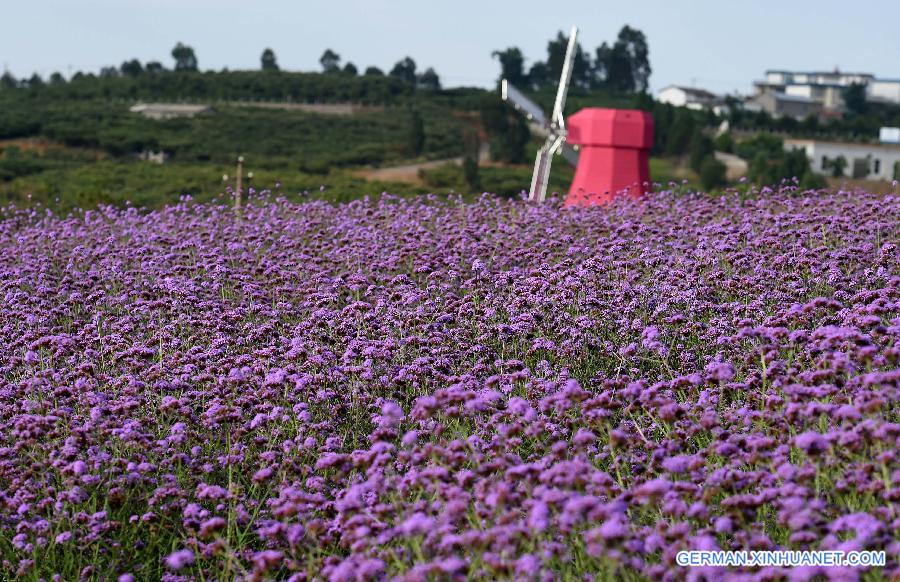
[564, 108, 655, 208]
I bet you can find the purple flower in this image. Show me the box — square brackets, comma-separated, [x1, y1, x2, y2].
[400, 512, 434, 537]
[795, 431, 830, 455]
[598, 517, 629, 540]
[573, 428, 596, 446]
[661, 455, 692, 474]
[164, 549, 194, 570]
[54, 531, 73, 544]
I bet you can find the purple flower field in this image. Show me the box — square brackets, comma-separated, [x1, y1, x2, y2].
[0, 189, 898, 581]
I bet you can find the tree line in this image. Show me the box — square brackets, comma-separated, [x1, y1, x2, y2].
[0, 43, 442, 94]
[492, 26, 651, 93]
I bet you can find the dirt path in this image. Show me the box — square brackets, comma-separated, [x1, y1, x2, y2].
[354, 143, 490, 185]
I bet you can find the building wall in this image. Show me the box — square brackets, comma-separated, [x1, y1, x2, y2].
[777, 98, 821, 119]
[657, 87, 688, 107]
[785, 85, 813, 99]
[869, 80, 900, 104]
[787, 140, 900, 180]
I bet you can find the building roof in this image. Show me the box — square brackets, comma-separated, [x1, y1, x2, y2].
[785, 137, 900, 151]
[129, 103, 210, 114]
[749, 91, 819, 104]
[756, 80, 859, 90]
[658, 85, 719, 99]
[765, 69, 874, 78]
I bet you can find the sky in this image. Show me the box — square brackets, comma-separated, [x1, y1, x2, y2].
[2, 0, 899, 96]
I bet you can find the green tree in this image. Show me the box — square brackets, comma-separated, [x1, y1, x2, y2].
[689, 129, 714, 173]
[492, 47, 527, 87]
[800, 114, 820, 135]
[406, 110, 425, 156]
[261, 48, 279, 71]
[463, 155, 480, 192]
[779, 149, 811, 182]
[172, 43, 198, 71]
[342, 62, 358, 76]
[120, 59, 143, 77]
[0, 72, 17, 89]
[389, 57, 417, 84]
[28, 73, 45, 87]
[665, 108, 696, 156]
[614, 25, 651, 92]
[363, 66, 383, 77]
[527, 62, 551, 90]
[594, 26, 651, 93]
[592, 43, 612, 89]
[800, 170, 826, 190]
[735, 132, 783, 162]
[320, 49, 341, 73]
[417, 68, 440, 91]
[842, 83, 868, 116]
[749, 151, 773, 184]
[461, 131, 481, 192]
[699, 156, 727, 190]
[714, 132, 734, 153]
[545, 31, 591, 88]
[145, 61, 165, 73]
[49, 72, 66, 85]
[479, 95, 530, 163]
[829, 155, 847, 178]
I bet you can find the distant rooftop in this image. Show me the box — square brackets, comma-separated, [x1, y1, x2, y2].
[766, 92, 819, 103]
[765, 69, 874, 77]
[754, 80, 851, 89]
[130, 103, 211, 119]
[660, 85, 719, 99]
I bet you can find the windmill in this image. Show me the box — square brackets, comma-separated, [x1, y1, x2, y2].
[501, 25, 580, 203]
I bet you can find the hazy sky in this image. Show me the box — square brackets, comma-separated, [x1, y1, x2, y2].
[3, 0, 899, 95]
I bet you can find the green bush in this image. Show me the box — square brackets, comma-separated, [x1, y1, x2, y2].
[699, 156, 727, 190]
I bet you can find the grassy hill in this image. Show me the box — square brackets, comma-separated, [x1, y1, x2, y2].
[0, 70, 694, 211]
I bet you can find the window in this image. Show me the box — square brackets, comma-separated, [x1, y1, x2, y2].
[873, 159, 881, 174]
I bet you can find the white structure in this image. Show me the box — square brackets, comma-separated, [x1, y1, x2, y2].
[751, 69, 873, 116]
[657, 85, 723, 113]
[763, 70, 874, 88]
[130, 103, 210, 120]
[501, 25, 579, 203]
[783, 84, 844, 109]
[714, 151, 748, 181]
[754, 70, 900, 111]
[880, 127, 900, 144]
[868, 80, 900, 104]
[786, 138, 900, 181]
[137, 150, 169, 164]
[744, 92, 823, 120]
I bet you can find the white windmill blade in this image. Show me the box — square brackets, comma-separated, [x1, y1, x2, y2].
[529, 135, 567, 202]
[529, 142, 552, 202]
[501, 80, 548, 127]
[551, 25, 579, 128]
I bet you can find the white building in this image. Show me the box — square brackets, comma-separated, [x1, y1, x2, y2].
[744, 91, 823, 120]
[868, 79, 900, 104]
[785, 138, 900, 181]
[755, 70, 900, 109]
[130, 103, 211, 120]
[783, 84, 845, 109]
[881, 127, 900, 144]
[763, 70, 874, 88]
[657, 85, 723, 113]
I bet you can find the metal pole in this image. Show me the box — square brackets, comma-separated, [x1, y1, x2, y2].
[235, 156, 243, 213]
